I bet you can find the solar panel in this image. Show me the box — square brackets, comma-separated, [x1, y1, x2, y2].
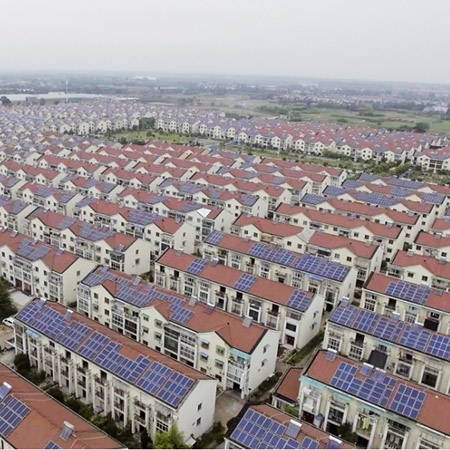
[59, 322, 91, 350]
[330, 362, 395, 409]
[0, 395, 31, 438]
[230, 408, 304, 450]
[287, 291, 311, 312]
[332, 302, 450, 362]
[45, 441, 61, 449]
[386, 281, 431, 305]
[205, 231, 225, 245]
[295, 254, 349, 282]
[390, 384, 426, 420]
[301, 437, 319, 449]
[187, 258, 208, 275]
[234, 273, 257, 292]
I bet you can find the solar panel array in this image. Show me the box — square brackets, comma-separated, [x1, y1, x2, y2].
[234, 273, 257, 292]
[421, 193, 445, 205]
[248, 242, 297, 266]
[205, 230, 225, 245]
[330, 303, 450, 361]
[301, 194, 326, 206]
[44, 441, 61, 449]
[390, 384, 426, 420]
[354, 192, 397, 207]
[331, 362, 396, 408]
[17, 301, 196, 408]
[82, 268, 194, 323]
[17, 240, 51, 261]
[0, 395, 30, 438]
[287, 291, 312, 312]
[230, 408, 319, 449]
[295, 254, 349, 282]
[187, 258, 208, 275]
[386, 281, 431, 305]
[323, 186, 347, 197]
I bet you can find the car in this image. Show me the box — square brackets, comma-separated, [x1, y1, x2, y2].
[2, 317, 15, 328]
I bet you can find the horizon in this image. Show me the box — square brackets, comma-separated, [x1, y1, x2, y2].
[1, 0, 450, 85]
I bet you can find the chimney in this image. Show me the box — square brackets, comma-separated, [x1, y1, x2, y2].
[64, 309, 73, 321]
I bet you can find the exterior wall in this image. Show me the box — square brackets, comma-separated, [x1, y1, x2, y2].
[361, 288, 450, 335]
[299, 376, 450, 449]
[14, 321, 216, 440]
[324, 322, 450, 396]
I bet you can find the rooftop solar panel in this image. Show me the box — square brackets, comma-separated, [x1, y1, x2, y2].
[295, 254, 349, 282]
[187, 258, 208, 275]
[0, 395, 30, 438]
[330, 362, 395, 409]
[390, 384, 426, 420]
[287, 291, 312, 312]
[234, 273, 257, 292]
[386, 281, 431, 305]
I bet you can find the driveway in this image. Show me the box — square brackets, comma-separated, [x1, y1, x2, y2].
[214, 391, 245, 427]
[10, 290, 33, 310]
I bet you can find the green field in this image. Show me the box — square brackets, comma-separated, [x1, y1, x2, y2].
[301, 108, 450, 133]
[111, 130, 189, 144]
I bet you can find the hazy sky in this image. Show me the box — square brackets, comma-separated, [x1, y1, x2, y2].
[1, 0, 449, 84]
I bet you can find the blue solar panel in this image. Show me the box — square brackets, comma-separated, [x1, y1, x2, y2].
[45, 441, 61, 449]
[386, 281, 431, 305]
[330, 362, 395, 409]
[295, 254, 349, 282]
[390, 384, 426, 420]
[187, 258, 208, 275]
[287, 291, 312, 312]
[331, 302, 450, 362]
[59, 322, 91, 350]
[205, 230, 225, 245]
[234, 273, 257, 292]
[301, 437, 319, 449]
[230, 409, 305, 450]
[171, 306, 193, 324]
[0, 395, 30, 438]
[78, 332, 110, 360]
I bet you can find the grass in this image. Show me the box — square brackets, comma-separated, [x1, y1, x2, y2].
[258, 105, 450, 135]
[287, 332, 324, 366]
[111, 129, 190, 144]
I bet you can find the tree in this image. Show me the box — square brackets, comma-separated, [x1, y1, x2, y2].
[0, 278, 16, 321]
[47, 386, 65, 403]
[14, 353, 31, 373]
[414, 122, 430, 133]
[154, 424, 190, 449]
[0, 96, 11, 106]
[140, 428, 151, 449]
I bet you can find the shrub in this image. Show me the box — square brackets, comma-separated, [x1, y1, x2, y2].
[47, 386, 65, 403]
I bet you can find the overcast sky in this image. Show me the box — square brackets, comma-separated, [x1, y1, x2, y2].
[1, 0, 449, 84]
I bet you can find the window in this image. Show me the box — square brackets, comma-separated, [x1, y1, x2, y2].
[155, 319, 162, 328]
[197, 403, 202, 411]
[327, 335, 341, 352]
[364, 297, 376, 312]
[422, 366, 440, 389]
[215, 359, 224, 369]
[201, 340, 209, 350]
[216, 346, 225, 356]
[196, 418, 201, 427]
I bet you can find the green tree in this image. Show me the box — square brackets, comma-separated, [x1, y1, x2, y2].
[14, 353, 31, 373]
[0, 278, 17, 321]
[414, 122, 430, 133]
[0, 96, 11, 106]
[154, 424, 190, 449]
[47, 386, 65, 403]
[140, 428, 151, 449]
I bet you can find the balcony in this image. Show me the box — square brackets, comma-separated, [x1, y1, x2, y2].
[266, 310, 280, 329]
